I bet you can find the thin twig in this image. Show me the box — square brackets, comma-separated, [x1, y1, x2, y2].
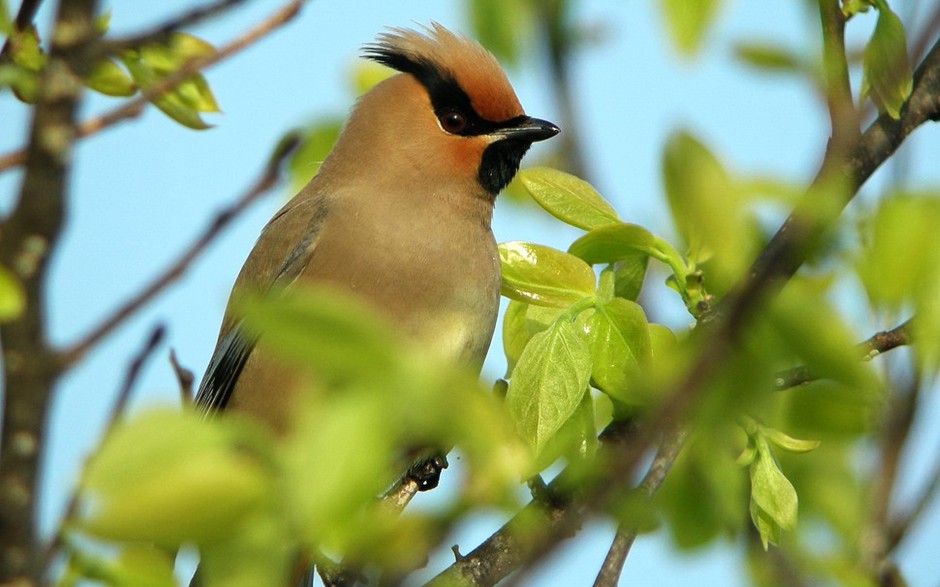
[41, 324, 166, 569]
[98, 0, 250, 55]
[592, 428, 688, 587]
[773, 318, 913, 390]
[58, 129, 301, 367]
[170, 349, 196, 404]
[0, 0, 306, 174]
[887, 444, 940, 551]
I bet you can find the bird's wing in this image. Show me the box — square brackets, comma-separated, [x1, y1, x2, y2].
[194, 193, 330, 417]
[193, 324, 256, 415]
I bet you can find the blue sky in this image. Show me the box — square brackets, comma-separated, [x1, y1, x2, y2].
[2, 0, 939, 585]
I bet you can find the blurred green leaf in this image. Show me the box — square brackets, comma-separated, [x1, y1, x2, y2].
[768, 279, 874, 388]
[842, 0, 873, 17]
[236, 285, 402, 386]
[857, 195, 940, 306]
[349, 60, 394, 95]
[0, 265, 25, 321]
[587, 298, 651, 405]
[287, 119, 343, 192]
[5, 26, 45, 102]
[568, 222, 657, 263]
[507, 319, 592, 455]
[84, 58, 135, 97]
[80, 409, 272, 546]
[663, 130, 753, 288]
[0, 0, 11, 34]
[862, 1, 912, 119]
[857, 194, 940, 370]
[106, 546, 177, 587]
[519, 167, 620, 230]
[734, 42, 802, 73]
[660, 0, 722, 56]
[499, 241, 596, 307]
[468, 0, 528, 66]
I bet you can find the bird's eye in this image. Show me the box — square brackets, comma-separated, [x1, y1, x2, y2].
[439, 111, 467, 134]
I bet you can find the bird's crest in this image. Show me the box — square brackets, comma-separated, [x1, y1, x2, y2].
[363, 23, 523, 123]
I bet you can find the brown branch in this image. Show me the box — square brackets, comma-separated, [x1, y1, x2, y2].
[41, 324, 165, 569]
[97, 0, 250, 55]
[170, 349, 196, 404]
[592, 428, 688, 587]
[773, 318, 913, 390]
[58, 130, 301, 367]
[860, 377, 919, 575]
[886, 444, 940, 551]
[0, 0, 100, 582]
[0, 0, 306, 174]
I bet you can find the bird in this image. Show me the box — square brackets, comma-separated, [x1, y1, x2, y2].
[194, 23, 559, 483]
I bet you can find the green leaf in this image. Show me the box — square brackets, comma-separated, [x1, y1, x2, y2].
[734, 42, 802, 73]
[499, 241, 596, 307]
[519, 167, 620, 230]
[287, 119, 343, 192]
[659, 0, 722, 56]
[0, 265, 25, 321]
[662, 130, 751, 287]
[749, 438, 798, 538]
[862, 1, 912, 119]
[568, 222, 658, 264]
[80, 409, 271, 546]
[502, 299, 531, 377]
[768, 279, 874, 388]
[121, 33, 220, 129]
[349, 60, 394, 95]
[84, 58, 135, 97]
[613, 255, 649, 301]
[468, 0, 528, 66]
[235, 286, 402, 385]
[857, 195, 940, 307]
[762, 427, 820, 454]
[507, 319, 592, 455]
[587, 298, 651, 405]
[1, 0, 12, 35]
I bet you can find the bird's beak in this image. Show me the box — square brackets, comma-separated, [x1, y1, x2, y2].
[494, 117, 560, 143]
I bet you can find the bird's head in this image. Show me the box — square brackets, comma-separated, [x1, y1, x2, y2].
[321, 23, 559, 199]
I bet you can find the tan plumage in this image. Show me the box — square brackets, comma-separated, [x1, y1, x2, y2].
[196, 23, 558, 435]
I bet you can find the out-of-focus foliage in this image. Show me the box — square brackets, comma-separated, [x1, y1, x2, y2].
[71, 287, 526, 587]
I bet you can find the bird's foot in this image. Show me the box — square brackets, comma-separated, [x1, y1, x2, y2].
[408, 453, 448, 491]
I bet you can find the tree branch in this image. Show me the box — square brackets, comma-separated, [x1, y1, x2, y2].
[0, 0, 306, 174]
[773, 318, 913, 390]
[58, 130, 300, 367]
[0, 1, 100, 582]
[97, 0, 251, 55]
[592, 428, 688, 587]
